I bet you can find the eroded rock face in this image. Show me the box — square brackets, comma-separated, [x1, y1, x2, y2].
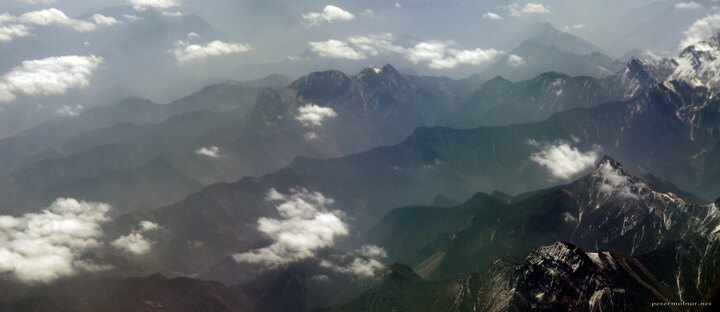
[491, 242, 663, 312]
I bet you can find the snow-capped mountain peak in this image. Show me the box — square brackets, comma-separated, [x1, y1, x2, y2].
[589, 156, 647, 200]
[669, 32, 720, 92]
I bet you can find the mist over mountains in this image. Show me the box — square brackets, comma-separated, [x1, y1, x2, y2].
[1, 1, 720, 311]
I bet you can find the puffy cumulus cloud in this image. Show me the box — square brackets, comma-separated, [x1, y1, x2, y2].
[128, 0, 181, 11]
[507, 54, 526, 67]
[0, 9, 121, 36]
[233, 188, 349, 267]
[90, 14, 120, 27]
[15, 0, 56, 4]
[171, 40, 252, 63]
[111, 220, 161, 255]
[309, 34, 502, 69]
[0, 55, 103, 103]
[483, 12, 503, 20]
[112, 233, 152, 255]
[406, 41, 503, 69]
[161, 11, 184, 17]
[56, 104, 84, 117]
[594, 161, 644, 199]
[320, 245, 387, 278]
[122, 14, 142, 21]
[303, 5, 355, 26]
[529, 140, 602, 180]
[18, 9, 96, 32]
[680, 13, 720, 49]
[309, 39, 366, 60]
[139, 220, 160, 231]
[195, 145, 221, 158]
[296, 104, 338, 127]
[509, 3, 551, 17]
[0, 24, 32, 42]
[675, 1, 703, 9]
[0, 198, 111, 284]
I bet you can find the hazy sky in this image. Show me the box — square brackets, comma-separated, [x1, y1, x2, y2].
[0, 0, 717, 135]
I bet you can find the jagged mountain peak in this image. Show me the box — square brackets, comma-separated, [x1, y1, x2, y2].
[289, 69, 353, 102]
[525, 241, 587, 268]
[670, 32, 720, 91]
[359, 64, 401, 77]
[590, 156, 639, 185]
[357, 64, 406, 87]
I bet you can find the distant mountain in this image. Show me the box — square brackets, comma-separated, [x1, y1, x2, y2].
[0, 65, 453, 215]
[0, 82, 259, 176]
[450, 72, 619, 127]
[476, 39, 623, 82]
[125, 73, 719, 281]
[502, 22, 610, 56]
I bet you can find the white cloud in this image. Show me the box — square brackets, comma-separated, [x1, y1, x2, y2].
[483, 12, 503, 20]
[233, 188, 349, 267]
[309, 39, 367, 60]
[112, 233, 152, 255]
[0, 9, 121, 37]
[0, 24, 32, 42]
[395, 2, 402, 8]
[111, 220, 161, 255]
[56, 104, 84, 117]
[530, 140, 602, 180]
[171, 40, 252, 63]
[90, 14, 120, 27]
[0, 55, 103, 103]
[562, 212, 578, 223]
[510, 3, 551, 17]
[139, 220, 160, 232]
[309, 34, 503, 69]
[303, 5, 355, 26]
[128, 0, 181, 11]
[0, 14, 14, 24]
[320, 245, 387, 278]
[406, 41, 503, 69]
[361, 9, 376, 18]
[18, 9, 97, 32]
[0, 198, 111, 284]
[594, 161, 644, 199]
[122, 14, 142, 21]
[195, 146, 221, 158]
[187, 31, 199, 38]
[680, 13, 720, 49]
[507, 54, 526, 67]
[675, 1, 703, 9]
[15, 0, 56, 4]
[563, 24, 586, 32]
[161, 11, 184, 17]
[296, 104, 338, 127]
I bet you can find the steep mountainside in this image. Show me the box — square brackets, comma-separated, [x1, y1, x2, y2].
[329, 242, 678, 312]
[126, 74, 720, 280]
[370, 157, 720, 303]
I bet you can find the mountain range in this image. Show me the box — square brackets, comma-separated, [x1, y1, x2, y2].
[0, 21, 719, 311]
